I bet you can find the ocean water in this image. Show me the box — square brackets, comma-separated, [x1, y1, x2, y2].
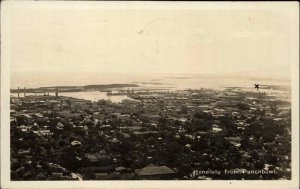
[60, 91, 130, 103]
[11, 72, 290, 89]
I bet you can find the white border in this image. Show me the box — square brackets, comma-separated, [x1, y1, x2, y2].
[1, 1, 299, 189]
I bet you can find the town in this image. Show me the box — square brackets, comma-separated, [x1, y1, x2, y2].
[10, 87, 291, 180]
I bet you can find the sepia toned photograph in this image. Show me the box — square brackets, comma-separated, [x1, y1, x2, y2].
[1, 1, 299, 189]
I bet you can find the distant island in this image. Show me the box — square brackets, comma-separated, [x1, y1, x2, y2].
[224, 85, 291, 91]
[10, 84, 139, 93]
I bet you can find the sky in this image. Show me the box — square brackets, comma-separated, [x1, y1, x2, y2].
[4, 2, 297, 87]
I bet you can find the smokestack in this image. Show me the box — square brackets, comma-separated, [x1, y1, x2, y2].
[24, 87, 26, 97]
[56, 88, 58, 97]
[17, 87, 20, 98]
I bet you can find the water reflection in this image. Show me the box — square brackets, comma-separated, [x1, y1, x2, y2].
[60, 91, 130, 103]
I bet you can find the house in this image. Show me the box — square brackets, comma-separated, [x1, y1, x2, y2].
[49, 172, 75, 180]
[10, 110, 16, 116]
[120, 132, 130, 139]
[56, 122, 64, 130]
[14, 166, 25, 173]
[229, 141, 241, 148]
[10, 117, 16, 122]
[93, 112, 103, 120]
[212, 114, 225, 119]
[111, 112, 122, 118]
[58, 111, 71, 118]
[135, 164, 176, 179]
[71, 140, 82, 146]
[225, 137, 242, 142]
[133, 131, 159, 137]
[198, 105, 210, 110]
[212, 127, 223, 133]
[18, 148, 31, 155]
[94, 172, 135, 180]
[19, 114, 33, 125]
[84, 153, 104, 162]
[179, 117, 187, 123]
[120, 114, 131, 121]
[34, 129, 53, 136]
[111, 138, 120, 143]
[140, 114, 161, 122]
[52, 173, 63, 178]
[80, 166, 115, 176]
[69, 113, 82, 120]
[119, 126, 142, 132]
[19, 125, 33, 132]
[33, 113, 45, 122]
[94, 173, 109, 180]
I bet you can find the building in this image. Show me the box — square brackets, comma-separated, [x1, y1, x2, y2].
[56, 122, 64, 130]
[135, 164, 176, 179]
[18, 114, 33, 125]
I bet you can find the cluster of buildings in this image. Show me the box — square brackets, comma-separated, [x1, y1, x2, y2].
[10, 87, 291, 180]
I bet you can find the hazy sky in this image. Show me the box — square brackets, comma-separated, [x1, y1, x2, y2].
[5, 2, 298, 87]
